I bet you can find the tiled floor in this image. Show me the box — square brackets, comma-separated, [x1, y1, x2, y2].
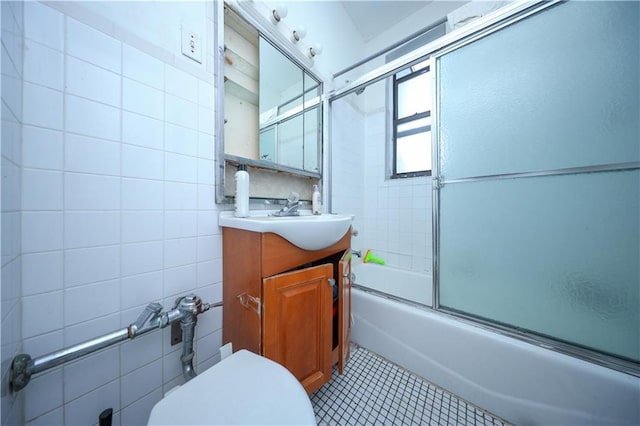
[311, 346, 511, 425]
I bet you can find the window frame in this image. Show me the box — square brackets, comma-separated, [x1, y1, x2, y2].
[391, 63, 433, 179]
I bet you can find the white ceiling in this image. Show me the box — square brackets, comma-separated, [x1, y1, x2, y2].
[340, 1, 435, 42]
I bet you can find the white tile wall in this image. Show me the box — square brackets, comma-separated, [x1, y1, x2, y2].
[331, 80, 433, 275]
[16, 2, 222, 425]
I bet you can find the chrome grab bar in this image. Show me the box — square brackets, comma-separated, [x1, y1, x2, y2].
[9, 295, 223, 393]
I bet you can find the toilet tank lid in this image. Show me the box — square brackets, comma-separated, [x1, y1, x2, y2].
[147, 349, 316, 425]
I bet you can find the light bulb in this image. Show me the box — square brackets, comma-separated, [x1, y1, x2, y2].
[309, 43, 323, 58]
[292, 26, 307, 42]
[272, 3, 288, 23]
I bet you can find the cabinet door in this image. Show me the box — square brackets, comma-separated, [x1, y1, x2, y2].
[263, 263, 333, 394]
[338, 250, 351, 374]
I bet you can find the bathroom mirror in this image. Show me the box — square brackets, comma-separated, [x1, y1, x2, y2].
[218, 4, 323, 201]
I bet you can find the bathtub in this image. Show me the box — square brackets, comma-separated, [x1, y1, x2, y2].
[351, 262, 432, 306]
[351, 263, 639, 425]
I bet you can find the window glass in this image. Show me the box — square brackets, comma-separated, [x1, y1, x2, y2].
[397, 71, 431, 119]
[396, 131, 432, 174]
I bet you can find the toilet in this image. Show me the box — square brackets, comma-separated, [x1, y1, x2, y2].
[147, 349, 317, 425]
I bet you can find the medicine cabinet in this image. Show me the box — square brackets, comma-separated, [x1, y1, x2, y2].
[216, 3, 323, 203]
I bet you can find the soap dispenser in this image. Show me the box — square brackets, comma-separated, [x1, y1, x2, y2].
[312, 184, 321, 215]
[235, 165, 249, 218]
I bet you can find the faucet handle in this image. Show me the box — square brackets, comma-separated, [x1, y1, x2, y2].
[133, 302, 163, 332]
[287, 191, 300, 205]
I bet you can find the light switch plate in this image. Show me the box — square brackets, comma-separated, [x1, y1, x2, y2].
[181, 26, 202, 63]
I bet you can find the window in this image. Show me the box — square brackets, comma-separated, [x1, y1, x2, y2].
[385, 22, 445, 179]
[392, 60, 432, 177]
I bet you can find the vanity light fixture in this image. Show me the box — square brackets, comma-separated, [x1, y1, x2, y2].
[292, 26, 307, 42]
[309, 44, 323, 58]
[271, 3, 288, 23]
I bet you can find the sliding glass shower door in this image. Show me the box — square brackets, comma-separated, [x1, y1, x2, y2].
[436, 1, 639, 365]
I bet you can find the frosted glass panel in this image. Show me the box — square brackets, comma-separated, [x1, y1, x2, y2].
[438, 1, 639, 179]
[439, 170, 640, 361]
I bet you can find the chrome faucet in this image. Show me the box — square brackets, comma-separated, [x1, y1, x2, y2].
[272, 192, 301, 217]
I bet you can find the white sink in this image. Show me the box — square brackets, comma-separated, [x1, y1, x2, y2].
[219, 211, 353, 251]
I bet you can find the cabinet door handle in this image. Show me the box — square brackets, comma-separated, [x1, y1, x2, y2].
[237, 293, 261, 315]
[328, 278, 336, 287]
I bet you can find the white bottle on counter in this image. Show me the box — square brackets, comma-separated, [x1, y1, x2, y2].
[234, 165, 249, 217]
[312, 184, 321, 215]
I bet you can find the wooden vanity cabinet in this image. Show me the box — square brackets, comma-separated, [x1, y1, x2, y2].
[222, 227, 351, 394]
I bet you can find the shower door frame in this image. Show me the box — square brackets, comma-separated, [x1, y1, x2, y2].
[327, 0, 640, 377]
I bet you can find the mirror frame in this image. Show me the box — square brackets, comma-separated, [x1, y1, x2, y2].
[214, 1, 324, 203]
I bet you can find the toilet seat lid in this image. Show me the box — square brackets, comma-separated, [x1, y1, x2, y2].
[147, 350, 316, 425]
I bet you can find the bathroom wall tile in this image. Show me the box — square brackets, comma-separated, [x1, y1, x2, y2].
[23, 39, 63, 90]
[63, 313, 119, 347]
[123, 78, 164, 120]
[64, 379, 120, 426]
[65, 94, 120, 141]
[164, 182, 197, 210]
[197, 259, 221, 287]
[196, 235, 220, 262]
[122, 45, 164, 90]
[22, 251, 63, 296]
[24, 2, 63, 51]
[162, 346, 183, 384]
[22, 169, 63, 211]
[122, 211, 164, 243]
[120, 388, 162, 426]
[64, 347, 119, 402]
[64, 211, 120, 249]
[22, 291, 63, 338]
[25, 407, 63, 426]
[64, 133, 121, 176]
[2, 74, 22, 125]
[197, 352, 219, 374]
[120, 271, 163, 310]
[197, 132, 214, 160]
[64, 173, 120, 210]
[64, 245, 120, 288]
[164, 210, 197, 239]
[197, 211, 218, 237]
[197, 184, 215, 211]
[66, 18, 121, 73]
[64, 279, 120, 326]
[197, 282, 222, 307]
[122, 111, 163, 150]
[24, 369, 63, 422]
[164, 238, 197, 269]
[122, 144, 164, 180]
[165, 65, 198, 103]
[194, 301, 221, 336]
[23, 82, 62, 130]
[198, 106, 214, 135]
[121, 241, 164, 276]
[197, 158, 214, 185]
[22, 211, 63, 253]
[121, 359, 162, 408]
[22, 331, 64, 362]
[165, 94, 198, 130]
[198, 80, 215, 110]
[22, 126, 63, 170]
[163, 263, 197, 298]
[165, 152, 198, 184]
[122, 178, 164, 210]
[66, 56, 121, 107]
[120, 329, 163, 375]
[196, 328, 222, 366]
[165, 122, 198, 157]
